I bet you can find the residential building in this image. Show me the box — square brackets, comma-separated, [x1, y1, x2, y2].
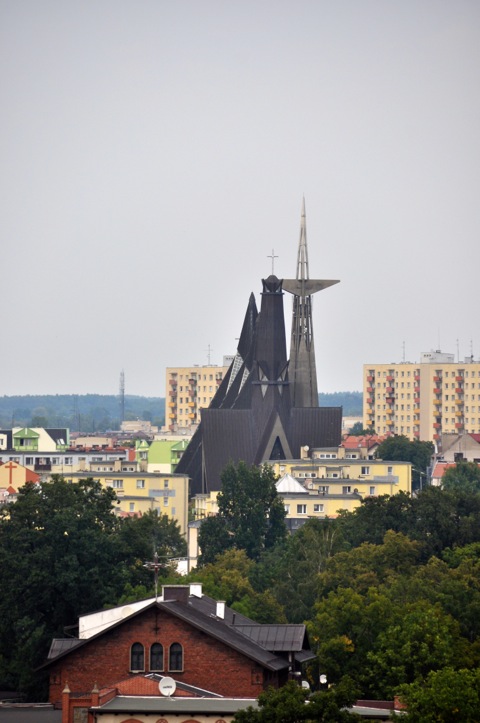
[135, 438, 191, 473]
[64, 470, 189, 535]
[363, 351, 480, 444]
[165, 362, 230, 432]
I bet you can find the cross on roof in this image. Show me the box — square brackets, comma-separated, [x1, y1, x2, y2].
[143, 551, 167, 601]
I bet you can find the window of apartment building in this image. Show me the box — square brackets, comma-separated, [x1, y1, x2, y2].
[64, 457, 72, 465]
[369, 486, 376, 495]
[284, 504, 290, 514]
[342, 486, 351, 494]
[129, 503, 135, 512]
[164, 480, 169, 488]
[297, 504, 307, 514]
[387, 466, 393, 475]
[136, 480, 145, 489]
[314, 504, 324, 512]
[209, 374, 213, 380]
[318, 486, 329, 493]
[361, 466, 370, 475]
[25, 457, 33, 465]
[112, 480, 123, 489]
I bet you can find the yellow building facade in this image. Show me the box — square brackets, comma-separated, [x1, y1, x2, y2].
[363, 351, 480, 442]
[165, 363, 230, 432]
[63, 470, 189, 536]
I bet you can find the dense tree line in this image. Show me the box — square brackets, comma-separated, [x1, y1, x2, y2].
[0, 476, 185, 699]
[0, 394, 165, 431]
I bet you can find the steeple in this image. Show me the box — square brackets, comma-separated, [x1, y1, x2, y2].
[283, 199, 339, 407]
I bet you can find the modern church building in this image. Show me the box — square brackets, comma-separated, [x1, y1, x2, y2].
[176, 201, 342, 495]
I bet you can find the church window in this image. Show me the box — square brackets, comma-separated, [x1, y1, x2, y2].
[169, 643, 183, 671]
[150, 643, 164, 671]
[130, 642, 145, 671]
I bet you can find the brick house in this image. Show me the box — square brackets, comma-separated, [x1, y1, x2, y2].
[42, 583, 314, 716]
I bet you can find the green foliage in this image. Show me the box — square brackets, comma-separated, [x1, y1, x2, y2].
[198, 462, 287, 563]
[0, 477, 185, 699]
[396, 667, 480, 722]
[233, 678, 360, 723]
[375, 434, 433, 490]
[442, 461, 480, 493]
[349, 422, 375, 436]
[319, 391, 363, 417]
[0, 394, 165, 431]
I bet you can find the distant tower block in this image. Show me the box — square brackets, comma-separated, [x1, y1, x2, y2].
[283, 199, 340, 408]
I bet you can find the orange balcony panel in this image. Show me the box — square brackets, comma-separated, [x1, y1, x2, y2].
[386, 420, 394, 426]
[415, 375, 420, 381]
[188, 413, 196, 419]
[386, 409, 393, 416]
[455, 411, 463, 417]
[367, 397, 374, 404]
[168, 402, 176, 408]
[455, 388, 463, 394]
[433, 376, 441, 382]
[367, 387, 374, 393]
[455, 399, 463, 405]
[168, 413, 175, 419]
[386, 386, 394, 393]
[455, 376, 464, 382]
[188, 402, 195, 407]
[433, 434, 440, 440]
[414, 431, 420, 437]
[387, 375, 394, 382]
[433, 400, 442, 405]
[455, 422, 464, 428]
[367, 375, 374, 382]
[169, 379, 177, 385]
[433, 423, 441, 429]
[433, 388, 442, 395]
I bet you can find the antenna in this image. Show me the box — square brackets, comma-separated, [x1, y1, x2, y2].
[119, 370, 125, 423]
[206, 344, 213, 365]
[402, 341, 405, 363]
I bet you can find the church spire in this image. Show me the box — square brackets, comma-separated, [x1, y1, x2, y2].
[283, 200, 339, 407]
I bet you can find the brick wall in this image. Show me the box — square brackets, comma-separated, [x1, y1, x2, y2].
[49, 606, 274, 705]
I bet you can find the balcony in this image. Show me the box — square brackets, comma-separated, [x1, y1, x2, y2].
[433, 423, 441, 429]
[367, 375, 374, 382]
[455, 422, 464, 429]
[386, 409, 393, 416]
[386, 386, 394, 393]
[433, 375, 441, 382]
[455, 399, 464, 405]
[433, 388, 442, 395]
[433, 434, 440, 440]
[414, 431, 420, 437]
[366, 397, 374, 405]
[455, 388, 463, 395]
[367, 387, 374, 393]
[169, 378, 177, 386]
[455, 375, 464, 382]
[188, 413, 196, 419]
[455, 411, 463, 417]
[386, 420, 394, 426]
[188, 402, 195, 408]
[387, 375, 394, 382]
[415, 374, 421, 381]
[433, 399, 442, 405]
[168, 413, 176, 419]
[168, 402, 176, 408]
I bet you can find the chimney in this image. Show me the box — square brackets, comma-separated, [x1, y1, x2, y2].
[189, 583, 202, 598]
[216, 601, 226, 619]
[162, 585, 189, 604]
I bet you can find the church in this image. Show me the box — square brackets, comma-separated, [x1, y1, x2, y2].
[176, 200, 342, 495]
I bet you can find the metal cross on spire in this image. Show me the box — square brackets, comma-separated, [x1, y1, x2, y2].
[143, 551, 165, 601]
[267, 249, 278, 275]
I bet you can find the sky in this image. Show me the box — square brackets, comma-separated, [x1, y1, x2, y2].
[1, 1, 479, 398]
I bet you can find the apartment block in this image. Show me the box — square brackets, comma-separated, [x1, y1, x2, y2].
[165, 361, 230, 432]
[363, 351, 480, 443]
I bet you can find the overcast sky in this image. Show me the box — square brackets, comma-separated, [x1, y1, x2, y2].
[1, 1, 479, 398]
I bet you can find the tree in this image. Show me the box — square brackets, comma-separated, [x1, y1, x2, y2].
[233, 678, 360, 723]
[349, 422, 375, 436]
[396, 667, 480, 722]
[375, 435, 433, 490]
[442, 461, 480, 494]
[198, 462, 287, 563]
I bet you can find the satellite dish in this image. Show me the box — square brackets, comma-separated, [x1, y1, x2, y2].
[319, 674, 327, 685]
[159, 677, 176, 697]
[301, 680, 310, 690]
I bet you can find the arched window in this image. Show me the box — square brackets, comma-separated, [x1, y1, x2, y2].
[150, 642, 164, 671]
[169, 642, 183, 672]
[130, 642, 144, 671]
